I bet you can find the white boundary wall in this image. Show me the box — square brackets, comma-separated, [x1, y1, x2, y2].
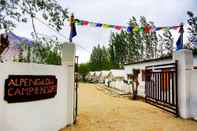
[110, 80, 130, 93]
[190, 70, 197, 120]
[173, 49, 197, 120]
[124, 59, 173, 97]
[122, 49, 197, 119]
[0, 43, 75, 131]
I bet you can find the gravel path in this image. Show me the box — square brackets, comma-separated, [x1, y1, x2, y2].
[60, 83, 197, 131]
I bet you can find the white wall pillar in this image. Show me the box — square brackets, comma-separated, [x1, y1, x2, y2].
[173, 49, 193, 119]
[62, 43, 76, 125]
[190, 71, 197, 120]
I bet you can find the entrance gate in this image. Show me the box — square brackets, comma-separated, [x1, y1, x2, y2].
[145, 61, 179, 116]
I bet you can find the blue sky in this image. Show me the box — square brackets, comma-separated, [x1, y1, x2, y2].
[14, 0, 197, 63]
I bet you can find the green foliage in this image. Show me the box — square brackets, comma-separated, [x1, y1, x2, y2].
[86, 12, 197, 72]
[158, 30, 174, 56]
[0, 0, 68, 65]
[140, 17, 158, 59]
[192, 48, 197, 56]
[89, 44, 112, 71]
[127, 17, 142, 62]
[187, 11, 197, 48]
[18, 36, 62, 65]
[88, 16, 177, 70]
[110, 31, 127, 68]
[187, 11, 197, 37]
[109, 16, 161, 67]
[79, 63, 90, 81]
[45, 50, 61, 65]
[0, 0, 68, 31]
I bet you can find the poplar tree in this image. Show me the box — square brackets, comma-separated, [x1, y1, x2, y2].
[163, 30, 174, 56]
[187, 11, 197, 50]
[127, 17, 142, 62]
[140, 16, 153, 59]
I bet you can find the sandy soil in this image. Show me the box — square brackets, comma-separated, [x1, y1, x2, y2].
[60, 83, 197, 131]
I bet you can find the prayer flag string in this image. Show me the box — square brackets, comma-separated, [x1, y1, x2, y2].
[71, 18, 180, 33]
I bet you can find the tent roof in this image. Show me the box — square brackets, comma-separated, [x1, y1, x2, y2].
[100, 71, 110, 77]
[95, 71, 101, 77]
[109, 69, 125, 78]
[89, 71, 95, 75]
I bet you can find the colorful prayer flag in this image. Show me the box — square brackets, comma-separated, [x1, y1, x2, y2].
[89, 22, 96, 27]
[75, 19, 80, 23]
[127, 27, 132, 32]
[144, 26, 150, 33]
[170, 26, 180, 30]
[155, 27, 162, 31]
[103, 24, 111, 28]
[150, 27, 156, 32]
[133, 26, 140, 32]
[83, 21, 89, 26]
[163, 27, 170, 32]
[114, 25, 122, 30]
[75, 19, 83, 25]
[69, 14, 77, 42]
[176, 34, 183, 50]
[96, 23, 102, 27]
[139, 27, 144, 32]
[67, 18, 181, 34]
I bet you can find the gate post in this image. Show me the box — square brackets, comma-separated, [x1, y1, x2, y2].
[173, 49, 193, 118]
[62, 43, 76, 125]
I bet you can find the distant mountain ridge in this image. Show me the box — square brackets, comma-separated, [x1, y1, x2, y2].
[0, 32, 32, 62]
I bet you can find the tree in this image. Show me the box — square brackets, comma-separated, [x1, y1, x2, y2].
[140, 17, 157, 59]
[158, 34, 165, 57]
[109, 17, 143, 67]
[0, 0, 68, 32]
[34, 37, 62, 65]
[89, 44, 111, 71]
[149, 21, 158, 58]
[187, 11, 197, 48]
[79, 63, 90, 81]
[0, 34, 9, 55]
[126, 17, 142, 63]
[187, 11, 197, 36]
[101, 45, 111, 69]
[111, 31, 128, 67]
[163, 29, 174, 55]
[0, 0, 68, 64]
[18, 36, 62, 65]
[108, 16, 160, 66]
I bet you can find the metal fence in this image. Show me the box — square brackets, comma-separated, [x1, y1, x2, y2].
[145, 61, 178, 116]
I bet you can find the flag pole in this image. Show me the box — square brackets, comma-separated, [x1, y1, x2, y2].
[69, 13, 73, 43]
[69, 13, 77, 43]
[179, 23, 184, 49]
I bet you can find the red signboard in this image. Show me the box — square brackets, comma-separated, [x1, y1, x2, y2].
[4, 75, 58, 103]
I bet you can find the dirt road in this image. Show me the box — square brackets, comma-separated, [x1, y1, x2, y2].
[61, 83, 197, 131]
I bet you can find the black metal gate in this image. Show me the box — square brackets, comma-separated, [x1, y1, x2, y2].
[145, 61, 178, 116]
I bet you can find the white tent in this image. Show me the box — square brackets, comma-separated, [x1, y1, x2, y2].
[94, 71, 101, 82]
[107, 69, 125, 80]
[85, 71, 95, 81]
[99, 70, 110, 83]
[105, 69, 130, 93]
